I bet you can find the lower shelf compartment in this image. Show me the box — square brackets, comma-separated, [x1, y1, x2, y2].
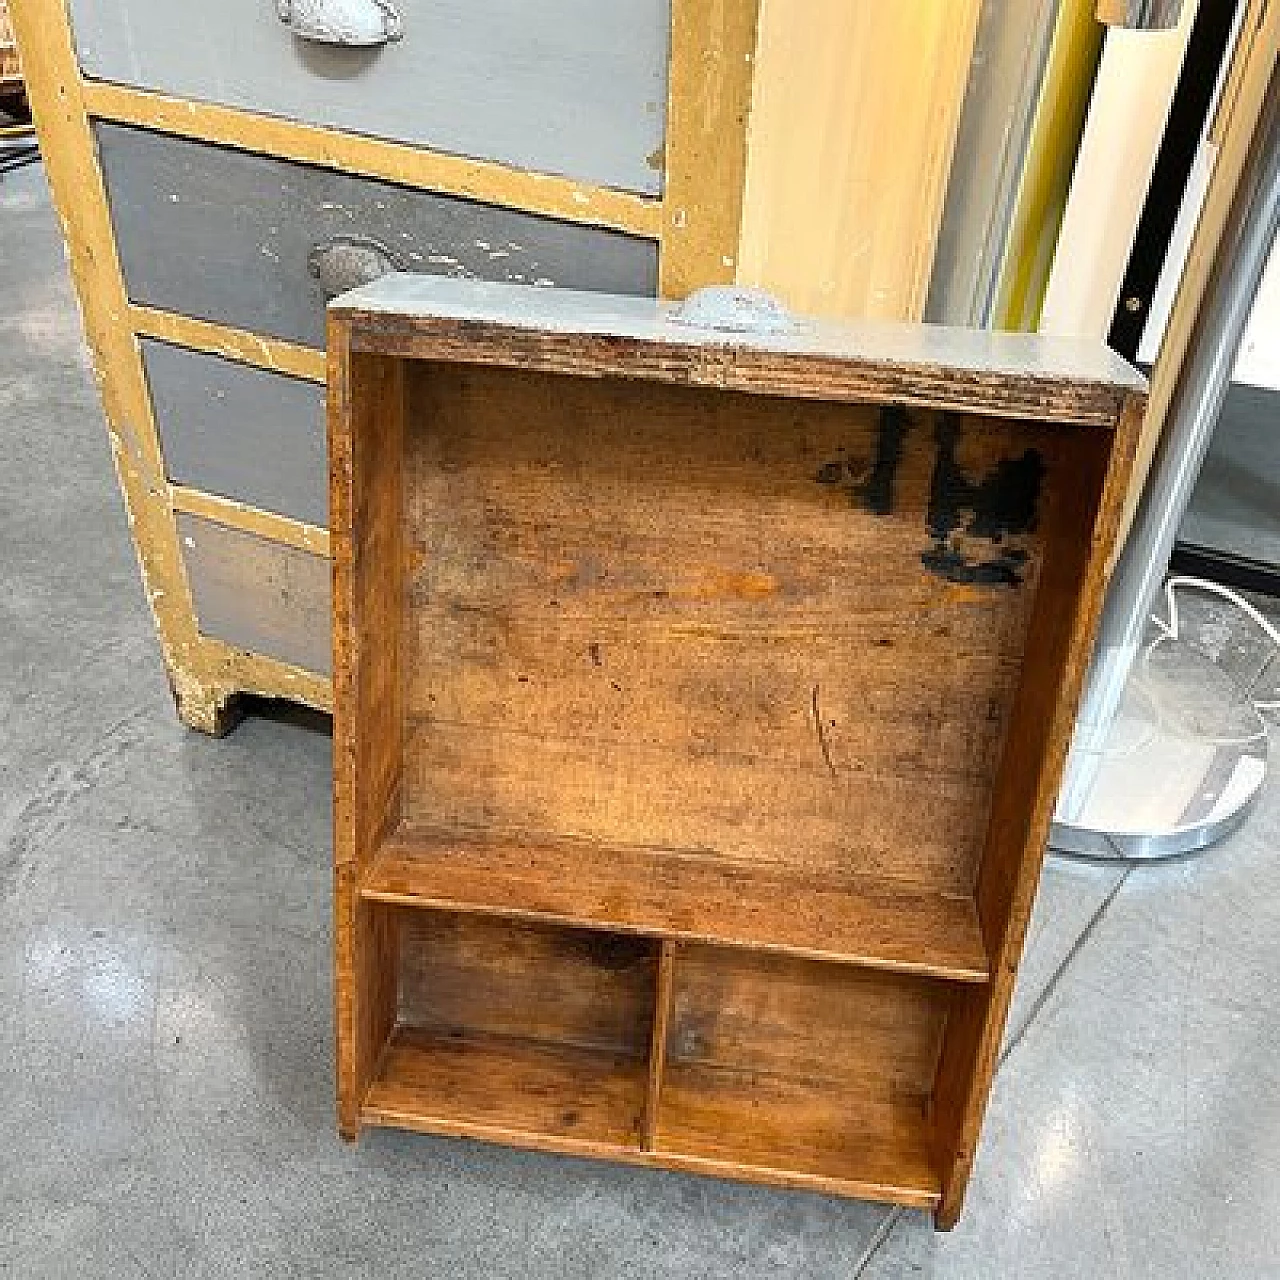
[653, 1064, 940, 1207]
[359, 1027, 941, 1210]
[363, 1025, 649, 1154]
[353, 909, 950, 1210]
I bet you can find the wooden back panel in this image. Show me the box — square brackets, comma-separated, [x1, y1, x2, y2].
[398, 910, 658, 1057]
[666, 944, 951, 1099]
[400, 362, 1097, 894]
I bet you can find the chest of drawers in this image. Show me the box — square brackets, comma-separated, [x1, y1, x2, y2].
[12, 0, 982, 731]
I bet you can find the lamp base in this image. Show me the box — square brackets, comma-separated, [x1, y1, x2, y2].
[1050, 633, 1269, 860]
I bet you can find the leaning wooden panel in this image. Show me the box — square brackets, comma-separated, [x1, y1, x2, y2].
[736, 0, 981, 321]
[330, 275, 1143, 1223]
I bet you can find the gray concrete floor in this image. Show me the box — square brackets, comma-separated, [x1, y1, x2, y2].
[2, 156, 1279, 1279]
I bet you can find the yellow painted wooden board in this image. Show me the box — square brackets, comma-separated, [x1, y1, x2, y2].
[991, 0, 1105, 331]
[736, 0, 981, 321]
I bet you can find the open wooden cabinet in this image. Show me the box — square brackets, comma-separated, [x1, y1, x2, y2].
[329, 276, 1144, 1228]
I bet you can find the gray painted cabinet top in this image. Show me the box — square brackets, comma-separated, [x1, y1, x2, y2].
[335, 275, 1148, 399]
[68, 0, 671, 194]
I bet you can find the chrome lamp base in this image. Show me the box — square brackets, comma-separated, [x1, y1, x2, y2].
[1050, 633, 1268, 859]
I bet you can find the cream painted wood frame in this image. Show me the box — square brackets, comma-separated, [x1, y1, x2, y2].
[12, 0, 985, 727]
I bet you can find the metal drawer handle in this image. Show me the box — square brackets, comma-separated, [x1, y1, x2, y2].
[277, 0, 403, 46]
[308, 236, 399, 299]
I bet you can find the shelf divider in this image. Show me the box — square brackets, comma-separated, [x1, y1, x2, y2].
[643, 940, 678, 1151]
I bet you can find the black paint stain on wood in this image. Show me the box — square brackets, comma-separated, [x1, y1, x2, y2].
[815, 406, 912, 515]
[860, 405, 910, 515]
[922, 413, 1044, 587]
[921, 544, 1029, 587]
[570, 930, 652, 973]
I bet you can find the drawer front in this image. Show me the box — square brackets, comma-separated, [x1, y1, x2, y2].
[96, 123, 659, 350]
[69, 0, 669, 195]
[144, 340, 327, 527]
[177, 513, 331, 675]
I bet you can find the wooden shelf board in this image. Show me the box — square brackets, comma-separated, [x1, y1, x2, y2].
[362, 1025, 647, 1154]
[361, 1028, 940, 1210]
[361, 824, 990, 983]
[654, 1063, 941, 1209]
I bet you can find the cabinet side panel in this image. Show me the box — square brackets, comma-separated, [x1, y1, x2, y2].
[8, 0, 223, 725]
[332, 333, 405, 1134]
[933, 393, 1145, 1227]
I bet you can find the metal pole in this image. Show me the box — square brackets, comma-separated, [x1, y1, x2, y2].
[1096, 0, 1186, 30]
[1055, 65, 1280, 841]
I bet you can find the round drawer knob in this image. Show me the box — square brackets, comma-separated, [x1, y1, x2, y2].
[308, 236, 400, 300]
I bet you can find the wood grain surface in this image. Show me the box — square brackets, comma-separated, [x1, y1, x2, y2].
[329, 277, 1143, 1221]
[737, 0, 982, 321]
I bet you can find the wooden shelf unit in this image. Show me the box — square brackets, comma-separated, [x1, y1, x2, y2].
[331, 275, 1145, 1228]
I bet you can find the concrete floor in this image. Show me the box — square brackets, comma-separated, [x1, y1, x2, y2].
[2, 156, 1279, 1279]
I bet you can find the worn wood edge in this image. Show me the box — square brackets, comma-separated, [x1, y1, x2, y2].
[330, 317, 361, 1136]
[1115, 1, 1279, 560]
[82, 80, 663, 240]
[933, 389, 1147, 1229]
[659, 0, 761, 298]
[345, 315, 1132, 426]
[1210, 0, 1268, 146]
[6, 0, 231, 729]
[170, 485, 331, 558]
[197, 633, 333, 714]
[132, 304, 327, 383]
[904, 0, 985, 320]
[358, 1104, 941, 1209]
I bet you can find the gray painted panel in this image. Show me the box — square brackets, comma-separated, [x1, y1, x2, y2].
[69, 0, 669, 194]
[96, 123, 659, 349]
[925, 0, 1058, 327]
[143, 340, 327, 527]
[336, 273, 1146, 394]
[177, 513, 332, 676]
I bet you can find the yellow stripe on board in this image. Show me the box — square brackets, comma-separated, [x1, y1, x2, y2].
[991, 0, 1106, 332]
[84, 81, 663, 240]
